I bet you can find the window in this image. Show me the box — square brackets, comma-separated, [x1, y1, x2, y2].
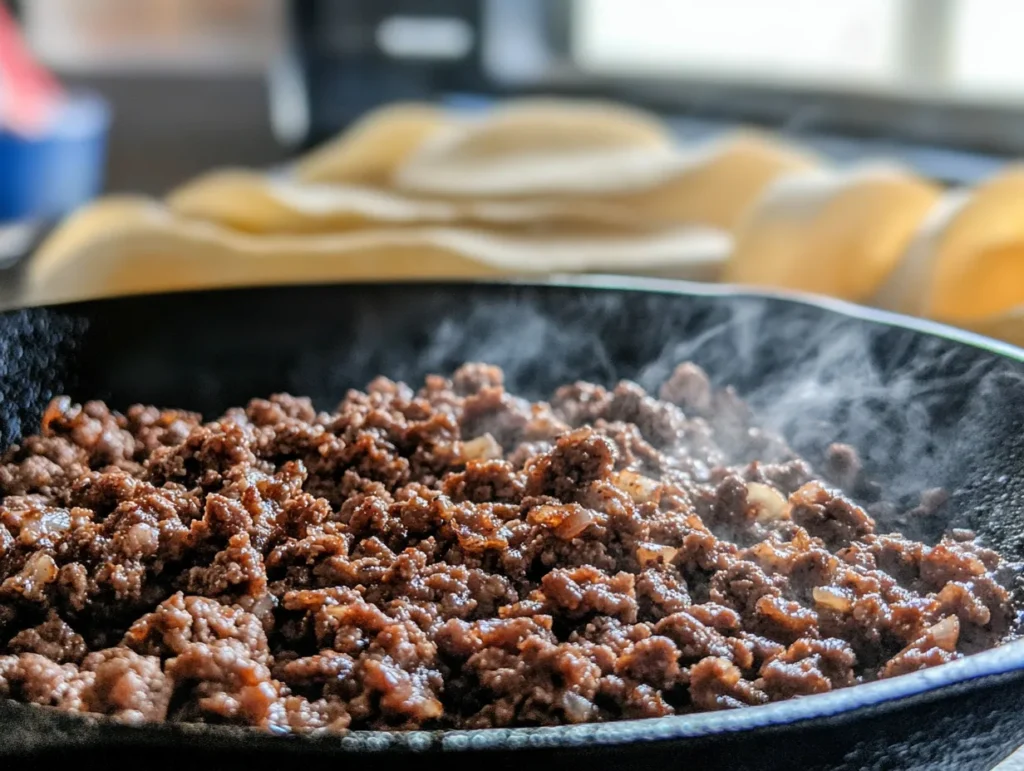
[573, 0, 1024, 100]
[951, 0, 1024, 95]
[574, 0, 900, 87]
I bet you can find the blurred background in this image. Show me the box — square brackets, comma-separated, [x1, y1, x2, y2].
[5, 0, 1024, 196]
[9, 0, 1024, 342]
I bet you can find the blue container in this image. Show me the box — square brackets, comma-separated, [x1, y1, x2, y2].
[0, 91, 110, 222]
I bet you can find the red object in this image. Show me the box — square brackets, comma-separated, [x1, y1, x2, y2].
[0, 4, 63, 136]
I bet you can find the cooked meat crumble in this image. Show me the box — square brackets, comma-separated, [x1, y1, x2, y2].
[0, 362, 1014, 732]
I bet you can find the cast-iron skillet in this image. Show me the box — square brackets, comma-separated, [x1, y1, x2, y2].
[1, 276, 1024, 771]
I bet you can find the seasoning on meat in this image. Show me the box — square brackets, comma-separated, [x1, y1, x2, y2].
[0, 362, 1015, 733]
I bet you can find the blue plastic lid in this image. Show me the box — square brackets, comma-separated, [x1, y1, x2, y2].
[1, 90, 111, 143]
[0, 90, 111, 222]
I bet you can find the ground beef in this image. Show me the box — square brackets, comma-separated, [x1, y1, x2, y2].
[0, 362, 1016, 734]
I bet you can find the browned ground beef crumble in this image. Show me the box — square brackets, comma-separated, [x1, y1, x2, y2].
[0, 362, 1014, 732]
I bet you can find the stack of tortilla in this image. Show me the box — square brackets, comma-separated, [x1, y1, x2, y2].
[25, 99, 1024, 347]
[23, 99, 811, 303]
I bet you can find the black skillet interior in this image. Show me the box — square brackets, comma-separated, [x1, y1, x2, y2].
[2, 277, 1024, 769]
[3, 278, 1024, 552]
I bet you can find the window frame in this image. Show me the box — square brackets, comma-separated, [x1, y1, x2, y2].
[530, 0, 1024, 156]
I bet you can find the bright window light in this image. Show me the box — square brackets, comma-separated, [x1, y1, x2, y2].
[573, 0, 902, 87]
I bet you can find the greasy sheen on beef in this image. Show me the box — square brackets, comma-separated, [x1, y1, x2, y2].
[0, 363, 1014, 733]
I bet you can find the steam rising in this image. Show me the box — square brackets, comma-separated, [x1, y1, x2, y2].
[316, 285, 1024, 556]
[3, 283, 1023, 559]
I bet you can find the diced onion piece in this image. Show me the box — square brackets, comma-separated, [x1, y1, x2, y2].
[746, 482, 789, 521]
[555, 507, 595, 540]
[812, 586, 853, 613]
[249, 593, 277, 619]
[461, 433, 503, 461]
[23, 551, 58, 586]
[637, 541, 679, 567]
[886, 615, 961, 675]
[615, 470, 661, 504]
[18, 508, 71, 546]
[527, 504, 595, 539]
[560, 691, 596, 723]
[125, 522, 160, 555]
[528, 504, 564, 528]
[925, 615, 960, 652]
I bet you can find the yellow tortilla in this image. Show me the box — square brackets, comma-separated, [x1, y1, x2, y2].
[293, 102, 450, 185]
[871, 165, 1024, 347]
[167, 167, 724, 236]
[293, 98, 671, 188]
[724, 163, 941, 303]
[396, 126, 815, 224]
[26, 198, 730, 306]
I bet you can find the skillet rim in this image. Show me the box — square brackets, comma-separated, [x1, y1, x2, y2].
[13, 272, 1024, 364]
[2, 273, 1024, 753]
